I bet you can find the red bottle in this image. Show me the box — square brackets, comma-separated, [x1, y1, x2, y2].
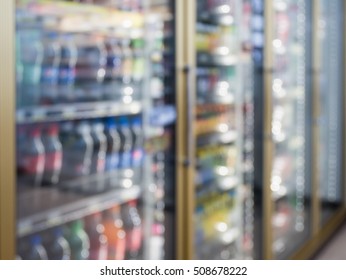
[18, 125, 45, 187]
[42, 124, 63, 185]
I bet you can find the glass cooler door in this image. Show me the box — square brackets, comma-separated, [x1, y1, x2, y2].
[15, 0, 175, 260]
[270, 0, 312, 259]
[194, 0, 246, 260]
[318, 0, 344, 225]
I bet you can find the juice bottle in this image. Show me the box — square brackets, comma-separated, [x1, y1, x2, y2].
[103, 205, 126, 260]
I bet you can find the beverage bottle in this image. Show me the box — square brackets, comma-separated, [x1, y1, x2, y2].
[20, 29, 43, 106]
[65, 220, 90, 260]
[104, 38, 122, 101]
[121, 200, 142, 259]
[42, 124, 63, 185]
[132, 38, 145, 83]
[18, 126, 45, 187]
[85, 212, 108, 260]
[103, 205, 126, 260]
[104, 118, 121, 188]
[40, 32, 61, 105]
[75, 35, 106, 102]
[118, 117, 133, 169]
[60, 121, 93, 187]
[130, 117, 143, 184]
[24, 235, 48, 260]
[45, 227, 71, 260]
[90, 121, 107, 193]
[121, 38, 133, 84]
[58, 34, 77, 102]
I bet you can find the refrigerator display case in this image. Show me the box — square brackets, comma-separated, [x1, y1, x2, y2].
[269, 0, 312, 259]
[240, 0, 254, 260]
[318, 0, 344, 225]
[14, 0, 175, 260]
[191, 0, 249, 260]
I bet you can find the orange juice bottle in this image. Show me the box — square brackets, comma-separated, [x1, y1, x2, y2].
[103, 205, 126, 260]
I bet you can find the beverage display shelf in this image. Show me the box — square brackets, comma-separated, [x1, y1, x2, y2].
[197, 12, 235, 27]
[17, 0, 144, 22]
[196, 103, 235, 114]
[196, 125, 234, 137]
[17, 184, 141, 238]
[195, 228, 240, 260]
[272, 185, 288, 202]
[16, 101, 142, 124]
[197, 52, 238, 67]
[197, 130, 238, 148]
[196, 175, 239, 194]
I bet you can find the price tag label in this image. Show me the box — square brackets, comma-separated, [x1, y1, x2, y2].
[32, 108, 46, 121]
[18, 220, 33, 236]
[16, 110, 25, 123]
[63, 107, 75, 119]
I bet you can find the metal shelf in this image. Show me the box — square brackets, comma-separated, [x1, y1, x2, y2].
[16, 101, 142, 124]
[197, 130, 238, 147]
[17, 184, 141, 238]
[197, 52, 238, 67]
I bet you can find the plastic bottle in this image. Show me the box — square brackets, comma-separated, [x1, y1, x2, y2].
[60, 121, 93, 187]
[58, 34, 77, 102]
[90, 121, 107, 193]
[130, 117, 143, 185]
[130, 117, 143, 166]
[20, 29, 43, 106]
[121, 200, 142, 259]
[104, 118, 121, 188]
[121, 38, 133, 84]
[18, 126, 45, 187]
[117, 117, 133, 187]
[46, 227, 71, 260]
[65, 220, 90, 260]
[75, 35, 106, 101]
[103, 205, 126, 260]
[132, 38, 145, 83]
[85, 213, 108, 260]
[25, 235, 48, 260]
[104, 38, 122, 100]
[42, 124, 63, 185]
[117, 117, 133, 170]
[40, 32, 61, 104]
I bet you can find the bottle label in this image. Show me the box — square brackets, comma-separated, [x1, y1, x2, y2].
[59, 67, 76, 85]
[41, 66, 59, 84]
[89, 244, 108, 260]
[127, 227, 142, 251]
[120, 152, 132, 168]
[108, 239, 126, 260]
[23, 64, 41, 85]
[106, 153, 119, 171]
[45, 151, 62, 171]
[96, 157, 106, 173]
[21, 154, 45, 174]
[132, 149, 143, 167]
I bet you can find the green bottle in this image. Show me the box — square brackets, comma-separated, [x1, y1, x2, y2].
[65, 220, 90, 260]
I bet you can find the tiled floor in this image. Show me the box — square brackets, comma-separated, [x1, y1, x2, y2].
[313, 222, 346, 260]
